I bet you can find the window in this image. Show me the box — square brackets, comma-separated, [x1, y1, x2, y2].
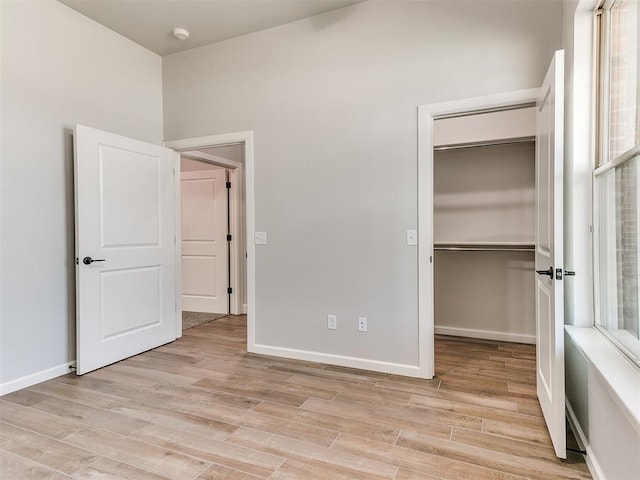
[594, 0, 640, 365]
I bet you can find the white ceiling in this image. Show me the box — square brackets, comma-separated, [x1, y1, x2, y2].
[58, 0, 363, 56]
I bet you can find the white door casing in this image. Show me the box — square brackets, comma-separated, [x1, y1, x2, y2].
[181, 167, 229, 313]
[418, 88, 540, 379]
[535, 50, 566, 459]
[163, 131, 255, 348]
[74, 124, 178, 375]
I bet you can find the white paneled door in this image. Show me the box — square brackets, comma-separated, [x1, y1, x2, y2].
[535, 50, 566, 459]
[181, 168, 229, 314]
[74, 125, 178, 375]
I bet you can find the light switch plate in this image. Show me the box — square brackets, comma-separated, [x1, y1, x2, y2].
[406, 229, 417, 246]
[254, 232, 267, 245]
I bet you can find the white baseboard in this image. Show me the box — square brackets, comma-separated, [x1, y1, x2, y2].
[566, 398, 587, 450]
[566, 398, 604, 480]
[434, 326, 536, 344]
[0, 361, 76, 396]
[242, 304, 248, 314]
[585, 444, 605, 480]
[248, 343, 424, 378]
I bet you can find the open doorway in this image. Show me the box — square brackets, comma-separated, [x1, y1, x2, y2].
[165, 131, 255, 354]
[418, 54, 568, 458]
[431, 108, 537, 346]
[180, 154, 235, 330]
[176, 144, 247, 332]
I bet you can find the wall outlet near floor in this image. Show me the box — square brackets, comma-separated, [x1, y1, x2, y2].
[327, 314, 337, 330]
[358, 317, 367, 332]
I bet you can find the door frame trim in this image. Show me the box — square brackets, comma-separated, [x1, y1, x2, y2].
[165, 132, 255, 347]
[417, 88, 539, 378]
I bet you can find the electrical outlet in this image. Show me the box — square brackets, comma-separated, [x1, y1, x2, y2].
[328, 315, 337, 330]
[358, 317, 367, 332]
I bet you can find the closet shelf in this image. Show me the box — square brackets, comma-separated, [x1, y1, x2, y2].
[433, 136, 535, 152]
[434, 242, 535, 252]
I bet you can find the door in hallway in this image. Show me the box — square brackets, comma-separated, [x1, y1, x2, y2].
[181, 165, 229, 314]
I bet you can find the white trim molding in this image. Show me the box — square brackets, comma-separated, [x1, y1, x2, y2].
[0, 362, 76, 396]
[164, 131, 256, 352]
[417, 88, 539, 379]
[434, 326, 536, 345]
[566, 398, 605, 480]
[251, 344, 423, 378]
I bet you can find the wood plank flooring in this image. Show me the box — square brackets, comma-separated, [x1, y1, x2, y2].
[0, 315, 590, 479]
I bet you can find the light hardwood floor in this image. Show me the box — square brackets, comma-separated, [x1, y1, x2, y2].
[0, 315, 590, 480]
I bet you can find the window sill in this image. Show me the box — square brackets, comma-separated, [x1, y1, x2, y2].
[601, 327, 640, 362]
[565, 325, 640, 434]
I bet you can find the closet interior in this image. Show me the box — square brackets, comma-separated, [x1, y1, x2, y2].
[433, 106, 537, 345]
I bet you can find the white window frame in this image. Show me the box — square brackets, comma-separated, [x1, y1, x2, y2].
[593, 0, 640, 367]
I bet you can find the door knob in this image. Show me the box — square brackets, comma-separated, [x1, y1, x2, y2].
[535, 267, 554, 278]
[82, 256, 105, 265]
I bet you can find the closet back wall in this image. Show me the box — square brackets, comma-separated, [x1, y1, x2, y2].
[434, 143, 536, 245]
[434, 142, 536, 343]
[435, 251, 536, 342]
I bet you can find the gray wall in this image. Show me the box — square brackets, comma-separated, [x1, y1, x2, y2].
[0, 0, 163, 386]
[162, 0, 562, 366]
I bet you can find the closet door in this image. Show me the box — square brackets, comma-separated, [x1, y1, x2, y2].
[535, 50, 566, 459]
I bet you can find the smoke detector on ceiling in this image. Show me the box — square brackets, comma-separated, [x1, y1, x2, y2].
[172, 28, 190, 41]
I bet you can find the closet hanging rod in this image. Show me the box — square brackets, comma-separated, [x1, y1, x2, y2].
[436, 102, 536, 120]
[434, 136, 535, 152]
[434, 245, 535, 252]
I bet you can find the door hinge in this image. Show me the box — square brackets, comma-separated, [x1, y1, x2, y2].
[227, 287, 233, 294]
[227, 234, 232, 241]
[226, 181, 231, 189]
